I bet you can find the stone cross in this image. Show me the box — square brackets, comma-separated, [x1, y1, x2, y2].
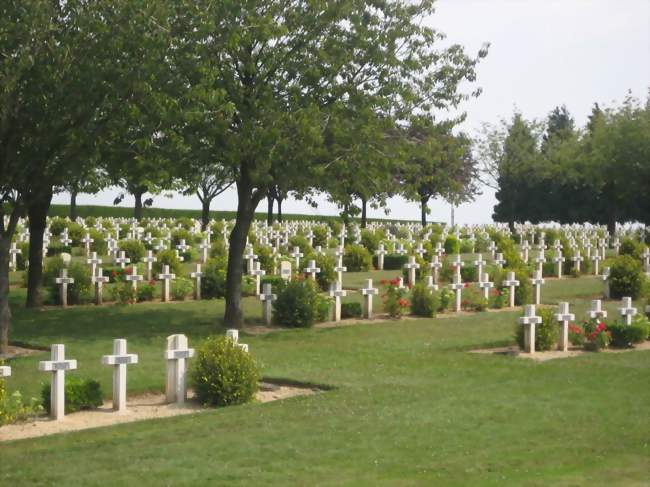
[451, 254, 464, 283]
[304, 259, 320, 280]
[521, 240, 531, 263]
[125, 264, 143, 291]
[503, 271, 520, 308]
[554, 302, 575, 352]
[449, 274, 464, 313]
[531, 269, 545, 305]
[395, 243, 407, 256]
[584, 239, 593, 259]
[226, 329, 249, 352]
[430, 255, 442, 284]
[198, 239, 210, 264]
[158, 264, 176, 302]
[165, 334, 194, 405]
[190, 264, 203, 300]
[519, 305, 542, 354]
[618, 297, 637, 326]
[487, 241, 497, 259]
[174, 249, 185, 263]
[101, 339, 138, 412]
[425, 275, 438, 293]
[643, 248, 650, 275]
[87, 251, 102, 278]
[572, 251, 584, 273]
[360, 279, 379, 319]
[396, 277, 406, 290]
[554, 251, 565, 278]
[81, 233, 94, 256]
[315, 245, 324, 256]
[434, 242, 444, 258]
[588, 299, 607, 320]
[375, 244, 387, 270]
[39, 344, 78, 420]
[329, 280, 347, 322]
[114, 250, 131, 269]
[478, 272, 493, 300]
[494, 252, 506, 269]
[55, 268, 75, 308]
[93, 267, 109, 305]
[415, 243, 426, 259]
[612, 238, 620, 255]
[280, 260, 292, 281]
[244, 246, 257, 273]
[259, 283, 277, 326]
[0, 365, 11, 377]
[60, 231, 72, 247]
[404, 256, 420, 287]
[142, 250, 157, 281]
[289, 246, 303, 270]
[9, 242, 21, 271]
[591, 253, 602, 276]
[602, 266, 611, 299]
[535, 250, 546, 274]
[176, 239, 190, 254]
[473, 254, 485, 282]
[249, 261, 265, 296]
[334, 256, 347, 285]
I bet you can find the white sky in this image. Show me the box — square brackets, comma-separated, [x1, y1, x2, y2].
[54, 0, 650, 223]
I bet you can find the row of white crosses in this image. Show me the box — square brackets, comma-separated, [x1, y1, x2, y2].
[519, 297, 639, 354]
[21, 330, 252, 421]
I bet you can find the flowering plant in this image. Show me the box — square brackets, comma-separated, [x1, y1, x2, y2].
[582, 319, 611, 351]
[568, 323, 585, 346]
[381, 277, 409, 318]
[490, 287, 508, 309]
[460, 285, 487, 312]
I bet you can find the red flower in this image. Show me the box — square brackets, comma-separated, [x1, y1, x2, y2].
[464, 283, 469, 288]
[111, 270, 117, 277]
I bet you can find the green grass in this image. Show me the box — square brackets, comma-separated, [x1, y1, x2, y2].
[1, 276, 649, 485]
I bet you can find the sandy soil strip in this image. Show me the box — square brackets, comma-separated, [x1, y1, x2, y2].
[469, 340, 650, 362]
[0, 383, 319, 442]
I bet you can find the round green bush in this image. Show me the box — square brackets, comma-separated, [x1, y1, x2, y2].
[444, 235, 460, 254]
[43, 257, 93, 305]
[360, 229, 381, 254]
[67, 222, 85, 246]
[311, 225, 329, 248]
[410, 283, 439, 317]
[343, 244, 371, 272]
[619, 238, 644, 259]
[314, 253, 336, 291]
[88, 229, 108, 255]
[153, 249, 184, 277]
[288, 234, 312, 254]
[118, 239, 146, 264]
[191, 336, 260, 407]
[609, 255, 645, 299]
[48, 217, 68, 237]
[201, 257, 228, 299]
[273, 279, 329, 327]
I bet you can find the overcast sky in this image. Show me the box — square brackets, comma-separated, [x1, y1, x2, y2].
[54, 0, 650, 223]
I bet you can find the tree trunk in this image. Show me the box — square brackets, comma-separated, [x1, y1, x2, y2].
[134, 189, 144, 221]
[607, 207, 617, 235]
[276, 197, 283, 223]
[0, 237, 11, 353]
[201, 199, 211, 232]
[224, 182, 264, 328]
[70, 190, 78, 220]
[267, 196, 274, 226]
[26, 188, 53, 308]
[360, 198, 367, 229]
[420, 196, 429, 227]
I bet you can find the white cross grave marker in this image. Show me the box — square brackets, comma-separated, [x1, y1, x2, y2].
[588, 299, 607, 320]
[449, 274, 464, 313]
[404, 256, 420, 287]
[375, 244, 387, 270]
[55, 268, 75, 308]
[329, 281, 347, 322]
[304, 259, 320, 281]
[142, 250, 157, 281]
[9, 242, 21, 271]
[101, 339, 138, 412]
[531, 269, 545, 305]
[39, 344, 78, 420]
[478, 272, 493, 300]
[519, 305, 542, 354]
[165, 334, 195, 405]
[503, 271, 520, 308]
[190, 264, 203, 300]
[125, 264, 143, 291]
[158, 264, 176, 302]
[360, 279, 379, 319]
[249, 261, 265, 296]
[618, 297, 637, 326]
[114, 250, 130, 269]
[93, 267, 110, 305]
[259, 283, 277, 326]
[554, 302, 575, 352]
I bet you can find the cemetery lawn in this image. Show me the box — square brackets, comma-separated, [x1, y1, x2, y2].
[2, 276, 649, 486]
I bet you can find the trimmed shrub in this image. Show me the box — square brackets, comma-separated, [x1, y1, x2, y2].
[314, 253, 337, 291]
[191, 336, 260, 407]
[288, 235, 312, 255]
[619, 238, 644, 259]
[201, 257, 228, 299]
[254, 245, 275, 274]
[515, 308, 557, 351]
[88, 229, 108, 255]
[410, 283, 438, 317]
[608, 317, 649, 347]
[459, 238, 474, 254]
[273, 279, 330, 327]
[209, 238, 228, 259]
[341, 302, 362, 319]
[343, 244, 372, 272]
[444, 235, 460, 254]
[374, 254, 408, 270]
[41, 377, 103, 414]
[67, 222, 85, 246]
[48, 217, 68, 237]
[311, 225, 329, 248]
[171, 228, 194, 248]
[118, 239, 146, 264]
[609, 255, 645, 299]
[172, 277, 194, 301]
[153, 249, 184, 277]
[43, 257, 93, 305]
[360, 229, 381, 254]
[137, 281, 156, 302]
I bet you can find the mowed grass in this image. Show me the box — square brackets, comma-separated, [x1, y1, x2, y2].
[1, 275, 649, 486]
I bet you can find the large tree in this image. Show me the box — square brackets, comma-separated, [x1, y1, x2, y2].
[166, 1, 488, 327]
